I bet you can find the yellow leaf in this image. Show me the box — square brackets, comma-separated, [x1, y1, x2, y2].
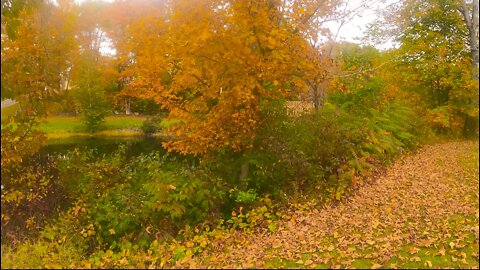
[408, 247, 420, 255]
[119, 257, 128, 265]
[425, 260, 432, 268]
[109, 228, 116, 235]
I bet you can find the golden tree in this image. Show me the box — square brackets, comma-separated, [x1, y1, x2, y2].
[124, 0, 326, 156]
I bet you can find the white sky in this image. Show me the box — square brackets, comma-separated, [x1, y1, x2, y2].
[326, 0, 398, 49]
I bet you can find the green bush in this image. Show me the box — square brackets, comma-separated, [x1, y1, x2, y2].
[56, 146, 227, 251]
[208, 97, 421, 203]
[140, 116, 163, 135]
[229, 188, 258, 205]
[71, 57, 111, 133]
[130, 98, 163, 115]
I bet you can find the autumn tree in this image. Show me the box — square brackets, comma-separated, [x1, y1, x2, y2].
[458, 0, 479, 136]
[100, 0, 169, 115]
[1, 0, 78, 235]
[124, 0, 324, 156]
[367, 0, 479, 135]
[1, 0, 77, 122]
[326, 42, 392, 109]
[457, 0, 479, 79]
[297, 0, 385, 109]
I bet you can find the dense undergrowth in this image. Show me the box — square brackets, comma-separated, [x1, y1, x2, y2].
[0, 95, 436, 268]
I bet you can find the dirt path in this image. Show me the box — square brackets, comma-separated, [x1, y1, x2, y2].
[191, 141, 479, 269]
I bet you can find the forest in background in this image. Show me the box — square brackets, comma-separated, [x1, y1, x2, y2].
[1, 0, 478, 268]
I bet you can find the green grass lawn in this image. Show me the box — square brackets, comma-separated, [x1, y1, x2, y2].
[1, 108, 153, 138]
[37, 115, 149, 138]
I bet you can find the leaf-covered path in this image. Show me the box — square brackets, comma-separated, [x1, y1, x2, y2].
[190, 141, 479, 269]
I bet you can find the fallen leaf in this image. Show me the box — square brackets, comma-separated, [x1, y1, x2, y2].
[389, 263, 399, 269]
[410, 256, 421, 262]
[408, 247, 420, 255]
[435, 247, 446, 256]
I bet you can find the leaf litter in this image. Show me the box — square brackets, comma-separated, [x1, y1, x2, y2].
[187, 141, 479, 268]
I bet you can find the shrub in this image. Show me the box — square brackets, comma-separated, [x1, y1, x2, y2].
[208, 97, 421, 203]
[130, 98, 163, 115]
[71, 57, 111, 133]
[56, 146, 227, 251]
[140, 116, 163, 136]
[1, 123, 66, 241]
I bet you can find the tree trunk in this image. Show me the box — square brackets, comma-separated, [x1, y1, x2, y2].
[312, 84, 319, 110]
[459, 0, 479, 77]
[468, 0, 479, 79]
[311, 79, 327, 110]
[463, 114, 479, 138]
[239, 162, 249, 182]
[460, 0, 479, 137]
[125, 97, 131, 115]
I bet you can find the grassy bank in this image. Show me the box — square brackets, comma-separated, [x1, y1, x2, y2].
[37, 115, 148, 138]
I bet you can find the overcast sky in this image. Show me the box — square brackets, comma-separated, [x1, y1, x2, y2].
[327, 0, 398, 49]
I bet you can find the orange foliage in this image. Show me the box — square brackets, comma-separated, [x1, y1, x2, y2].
[1, 2, 77, 116]
[123, 0, 324, 156]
